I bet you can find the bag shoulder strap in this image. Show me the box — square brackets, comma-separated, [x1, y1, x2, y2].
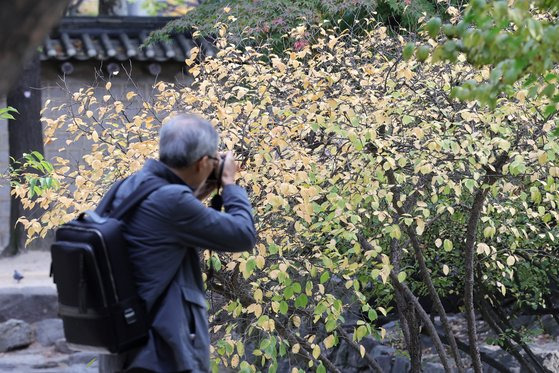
[95, 177, 167, 220]
[95, 179, 126, 216]
[109, 178, 167, 220]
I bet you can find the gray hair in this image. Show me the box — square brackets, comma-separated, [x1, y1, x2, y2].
[159, 113, 218, 168]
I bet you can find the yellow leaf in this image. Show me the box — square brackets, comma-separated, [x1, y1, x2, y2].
[91, 130, 99, 142]
[271, 58, 286, 75]
[477, 243, 490, 255]
[236, 340, 245, 355]
[483, 226, 495, 238]
[328, 35, 338, 50]
[126, 91, 137, 100]
[103, 95, 111, 102]
[255, 255, 265, 269]
[105, 82, 112, 90]
[359, 345, 366, 358]
[254, 288, 263, 302]
[114, 101, 124, 113]
[292, 343, 300, 353]
[506, 255, 516, 266]
[231, 354, 239, 368]
[443, 264, 449, 275]
[185, 47, 200, 66]
[312, 345, 321, 359]
[324, 335, 335, 349]
[253, 304, 262, 317]
[416, 218, 425, 235]
[390, 225, 401, 240]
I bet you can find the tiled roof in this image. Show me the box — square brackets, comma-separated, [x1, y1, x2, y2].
[41, 16, 215, 62]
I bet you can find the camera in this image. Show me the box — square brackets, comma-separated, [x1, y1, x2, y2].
[207, 154, 226, 183]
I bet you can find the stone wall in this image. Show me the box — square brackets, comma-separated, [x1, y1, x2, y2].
[0, 60, 187, 250]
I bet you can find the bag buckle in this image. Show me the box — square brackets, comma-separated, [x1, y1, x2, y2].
[123, 307, 137, 324]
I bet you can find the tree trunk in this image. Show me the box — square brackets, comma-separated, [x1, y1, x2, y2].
[3, 54, 44, 257]
[0, 0, 70, 96]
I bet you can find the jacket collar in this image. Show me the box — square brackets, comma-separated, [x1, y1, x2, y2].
[143, 159, 193, 191]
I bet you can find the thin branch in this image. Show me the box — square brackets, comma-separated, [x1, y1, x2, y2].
[359, 237, 453, 373]
[386, 170, 465, 373]
[463, 151, 509, 373]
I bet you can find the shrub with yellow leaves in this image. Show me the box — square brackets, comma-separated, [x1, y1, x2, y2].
[15, 19, 559, 372]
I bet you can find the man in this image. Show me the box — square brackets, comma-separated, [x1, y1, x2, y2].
[99, 113, 257, 372]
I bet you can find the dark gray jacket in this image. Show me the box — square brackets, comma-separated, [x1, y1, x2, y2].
[109, 159, 256, 372]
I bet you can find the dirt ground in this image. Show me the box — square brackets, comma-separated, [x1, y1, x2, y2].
[0, 250, 54, 288]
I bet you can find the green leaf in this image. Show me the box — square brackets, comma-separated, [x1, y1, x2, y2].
[325, 319, 337, 332]
[403, 43, 414, 61]
[295, 294, 308, 308]
[284, 286, 294, 300]
[416, 45, 430, 62]
[0, 106, 18, 120]
[279, 301, 288, 315]
[355, 325, 368, 340]
[425, 17, 442, 39]
[402, 115, 414, 125]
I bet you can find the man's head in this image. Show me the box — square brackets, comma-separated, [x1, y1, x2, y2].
[159, 113, 219, 188]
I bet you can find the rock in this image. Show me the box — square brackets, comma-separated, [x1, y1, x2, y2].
[511, 315, 538, 330]
[376, 355, 392, 372]
[541, 315, 559, 338]
[342, 336, 381, 369]
[55, 338, 77, 354]
[0, 362, 15, 370]
[479, 344, 519, 369]
[422, 362, 446, 373]
[0, 319, 34, 352]
[0, 287, 58, 323]
[391, 356, 410, 372]
[66, 351, 98, 366]
[361, 336, 380, 352]
[382, 321, 397, 330]
[530, 343, 559, 372]
[371, 345, 395, 358]
[34, 318, 64, 346]
[32, 361, 60, 369]
[420, 334, 435, 352]
[347, 346, 369, 369]
[333, 339, 350, 367]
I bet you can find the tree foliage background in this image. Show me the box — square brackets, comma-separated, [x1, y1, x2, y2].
[10, 1, 559, 372]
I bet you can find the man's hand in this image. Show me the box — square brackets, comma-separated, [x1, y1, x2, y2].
[221, 151, 237, 186]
